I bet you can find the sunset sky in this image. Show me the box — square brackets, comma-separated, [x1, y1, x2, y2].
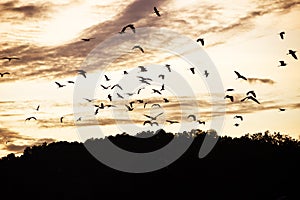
[0, 0, 300, 157]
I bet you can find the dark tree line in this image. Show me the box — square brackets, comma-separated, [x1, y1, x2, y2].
[0, 129, 299, 199]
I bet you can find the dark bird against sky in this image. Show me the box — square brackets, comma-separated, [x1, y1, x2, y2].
[234, 71, 247, 81]
[154, 7, 161, 17]
[0, 72, 10, 77]
[132, 45, 144, 53]
[119, 24, 135, 34]
[287, 50, 297, 60]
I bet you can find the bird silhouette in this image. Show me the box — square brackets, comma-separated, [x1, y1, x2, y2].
[144, 112, 164, 121]
[55, 82, 66, 88]
[226, 88, 235, 92]
[234, 71, 247, 80]
[129, 101, 135, 108]
[77, 70, 87, 78]
[144, 102, 148, 108]
[0, 72, 10, 77]
[154, 7, 160, 16]
[83, 98, 95, 102]
[158, 74, 165, 79]
[234, 115, 243, 121]
[278, 61, 287, 67]
[126, 92, 135, 96]
[197, 120, 205, 125]
[1, 57, 20, 62]
[163, 98, 169, 103]
[119, 24, 135, 34]
[137, 99, 144, 103]
[36, 105, 40, 111]
[94, 108, 99, 115]
[279, 108, 286, 112]
[67, 81, 75, 84]
[197, 38, 204, 46]
[124, 70, 128, 75]
[139, 79, 151, 85]
[107, 94, 112, 101]
[160, 84, 165, 91]
[100, 85, 111, 90]
[111, 84, 123, 90]
[166, 120, 179, 124]
[234, 123, 239, 127]
[287, 50, 297, 60]
[76, 117, 82, 121]
[125, 104, 134, 111]
[187, 114, 196, 121]
[143, 121, 159, 126]
[81, 38, 95, 42]
[137, 76, 152, 81]
[137, 87, 145, 94]
[138, 66, 147, 72]
[224, 95, 234, 102]
[246, 90, 256, 98]
[117, 93, 124, 99]
[25, 116, 37, 121]
[94, 103, 105, 109]
[279, 32, 285, 40]
[152, 89, 162, 95]
[165, 64, 171, 72]
[190, 68, 195, 74]
[104, 75, 110, 81]
[132, 45, 144, 53]
[60, 117, 64, 123]
[241, 96, 260, 104]
[204, 70, 209, 77]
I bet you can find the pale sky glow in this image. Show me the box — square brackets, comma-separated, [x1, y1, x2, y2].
[0, 0, 300, 157]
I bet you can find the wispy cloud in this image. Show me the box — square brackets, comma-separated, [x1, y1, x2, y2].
[247, 78, 276, 85]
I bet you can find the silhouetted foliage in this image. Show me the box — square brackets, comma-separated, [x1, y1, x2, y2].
[0, 130, 299, 199]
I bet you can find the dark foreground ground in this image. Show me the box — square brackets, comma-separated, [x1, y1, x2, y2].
[0, 129, 299, 199]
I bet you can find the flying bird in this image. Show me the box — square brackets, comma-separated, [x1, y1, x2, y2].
[278, 61, 287, 67]
[137, 99, 144, 103]
[234, 115, 243, 121]
[117, 93, 124, 99]
[152, 89, 162, 95]
[279, 108, 286, 112]
[83, 98, 95, 102]
[0, 72, 10, 77]
[132, 45, 144, 53]
[241, 96, 260, 104]
[224, 95, 234, 102]
[25, 116, 37, 121]
[60, 117, 64, 123]
[287, 50, 297, 60]
[144, 102, 148, 108]
[95, 108, 99, 115]
[246, 90, 256, 98]
[94, 103, 105, 109]
[226, 89, 235, 92]
[160, 84, 165, 91]
[125, 104, 134, 111]
[55, 82, 66, 88]
[126, 92, 135, 96]
[77, 70, 87, 78]
[107, 94, 112, 102]
[166, 120, 179, 124]
[190, 68, 195, 74]
[1, 57, 20, 62]
[119, 24, 135, 34]
[137, 76, 152, 81]
[234, 71, 247, 80]
[36, 105, 40, 111]
[163, 98, 169, 103]
[81, 38, 95, 42]
[165, 64, 171, 72]
[101, 85, 111, 90]
[137, 87, 145, 94]
[129, 101, 135, 108]
[187, 114, 196, 121]
[124, 71, 128, 75]
[67, 81, 75, 84]
[138, 66, 147, 72]
[139, 79, 151, 84]
[204, 70, 209, 77]
[154, 7, 160, 17]
[279, 31, 285, 40]
[143, 121, 159, 126]
[234, 123, 240, 127]
[144, 112, 164, 121]
[76, 117, 82, 121]
[197, 38, 204, 46]
[197, 120, 205, 125]
[104, 75, 110, 81]
[158, 74, 165, 79]
[111, 84, 123, 90]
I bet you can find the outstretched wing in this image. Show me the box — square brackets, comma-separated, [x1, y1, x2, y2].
[188, 114, 196, 121]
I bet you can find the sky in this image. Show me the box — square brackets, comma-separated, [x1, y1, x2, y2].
[0, 0, 300, 157]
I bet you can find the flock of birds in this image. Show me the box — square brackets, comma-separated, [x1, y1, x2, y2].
[0, 7, 298, 135]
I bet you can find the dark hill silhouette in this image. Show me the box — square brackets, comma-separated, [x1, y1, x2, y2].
[0, 130, 299, 199]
